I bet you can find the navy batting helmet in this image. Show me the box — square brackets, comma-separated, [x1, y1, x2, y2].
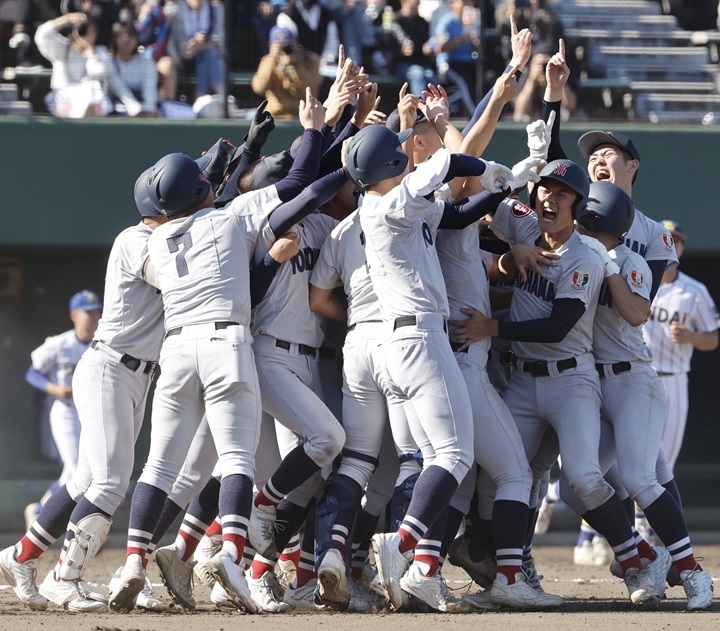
[529, 159, 590, 218]
[345, 125, 412, 191]
[145, 153, 212, 217]
[576, 181, 635, 239]
[134, 167, 163, 217]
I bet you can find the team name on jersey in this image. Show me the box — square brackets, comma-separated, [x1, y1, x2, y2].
[516, 269, 556, 302]
[290, 246, 321, 275]
[624, 237, 647, 258]
[647, 306, 687, 325]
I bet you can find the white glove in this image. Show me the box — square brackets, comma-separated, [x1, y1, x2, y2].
[478, 160, 515, 193]
[125, 99, 143, 118]
[506, 156, 546, 191]
[577, 233, 620, 277]
[526, 110, 556, 160]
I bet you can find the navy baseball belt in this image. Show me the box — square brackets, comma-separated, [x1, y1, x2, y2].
[393, 315, 448, 333]
[91, 340, 157, 375]
[166, 321, 238, 337]
[274, 339, 336, 360]
[596, 361, 632, 377]
[516, 357, 577, 377]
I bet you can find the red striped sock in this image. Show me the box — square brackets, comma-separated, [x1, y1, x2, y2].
[15, 538, 45, 564]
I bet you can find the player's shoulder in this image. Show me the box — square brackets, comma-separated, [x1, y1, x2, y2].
[615, 243, 649, 269]
[563, 232, 604, 270]
[227, 185, 281, 217]
[677, 271, 711, 294]
[330, 209, 359, 237]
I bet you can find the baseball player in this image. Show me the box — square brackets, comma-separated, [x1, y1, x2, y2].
[343, 122, 519, 612]
[108, 90, 346, 614]
[570, 181, 713, 611]
[451, 160, 662, 606]
[24, 290, 102, 502]
[643, 221, 720, 471]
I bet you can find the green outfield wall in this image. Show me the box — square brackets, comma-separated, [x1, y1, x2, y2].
[1, 119, 718, 529]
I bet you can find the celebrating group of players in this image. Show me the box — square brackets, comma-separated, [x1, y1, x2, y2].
[1, 21, 716, 617]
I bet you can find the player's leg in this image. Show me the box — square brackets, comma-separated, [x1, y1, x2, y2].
[48, 403, 81, 487]
[659, 373, 689, 471]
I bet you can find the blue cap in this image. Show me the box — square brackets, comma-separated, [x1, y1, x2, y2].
[661, 219, 686, 242]
[69, 290, 102, 312]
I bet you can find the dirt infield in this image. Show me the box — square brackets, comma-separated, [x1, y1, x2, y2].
[1, 544, 718, 631]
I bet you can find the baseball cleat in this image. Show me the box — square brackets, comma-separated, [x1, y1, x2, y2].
[362, 561, 385, 597]
[624, 567, 660, 606]
[194, 535, 222, 588]
[399, 564, 473, 613]
[522, 560, 564, 606]
[644, 547, 672, 599]
[154, 544, 196, 610]
[0, 546, 48, 611]
[248, 503, 277, 560]
[317, 548, 349, 610]
[283, 578, 321, 610]
[348, 577, 381, 612]
[592, 536, 614, 566]
[210, 581, 235, 608]
[534, 498, 555, 536]
[681, 567, 714, 611]
[447, 537, 496, 587]
[371, 532, 412, 610]
[246, 569, 290, 612]
[573, 541, 596, 567]
[135, 577, 166, 611]
[206, 551, 258, 613]
[490, 572, 563, 609]
[39, 570, 107, 612]
[108, 555, 145, 613]
[463, 589, 500, 611]
[275, 557, 297, 590]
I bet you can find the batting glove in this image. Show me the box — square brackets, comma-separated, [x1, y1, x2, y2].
[478, 160, 515, 193]
[506, 156, 546, 191]
[526, 110, 556, 161]
[577, 233, 620, 277]
[245, 100, 275, 153]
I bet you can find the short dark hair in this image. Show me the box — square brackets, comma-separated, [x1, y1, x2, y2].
[110, 21, 138, 56]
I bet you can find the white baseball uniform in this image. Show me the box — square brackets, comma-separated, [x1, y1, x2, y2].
[643, 271, 720, 468]
[624, 209, 678, 268]
[30, 331, 90, 486]
[359, 148, 473, 485]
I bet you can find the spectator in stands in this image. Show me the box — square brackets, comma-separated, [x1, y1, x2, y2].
[61, 0, 114, 46]
[35, 12, 113, 118]
[429, 0, 480, 116]
[667, 0, 718, 31]
[167, 0, 225, 101]
[135, 0, 176, 101]
[251, 24, 321, 118]
[277, 0, 339, 73]
[0, 0, 33, 68]
[382, 0, 437, 97]
[325, 0, 376, 67]
[252, 0, 280, 59]
[106, 20, 158, 116]
[512, 40, 577, 122]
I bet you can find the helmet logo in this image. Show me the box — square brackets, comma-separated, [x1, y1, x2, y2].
[552, 162, 569, 177]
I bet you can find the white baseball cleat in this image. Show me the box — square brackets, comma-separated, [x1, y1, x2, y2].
[248, 503, 277, 560]
[644, 546, 672, 599]
[463, 589, 499, 611]
[275, 557, 297, 590]
[317, 548, 349, 610]
[210, 581, 235, 608]
[399, 564, 473, 613]
[534, 498, 554, 536]
[490, 572, 563, 609]
[522, 560, 564, 606]
[108, 554, 145, 613]
[246, 569, 290, 612]
[39, 570, 107, 612]
[573, 541, 596, 567]
[135, 577, 166, 611]
[206, 551, 258, 613]
[681, 567, 714, 611]
[283, 578, 321, 610]
[154, 544, 196, 610]
[624, 567, 660, 606]
[592, 536, 614, 566]
[362, 561, 385, 597]
[0, 546, 47, 611]
[371, 532, 412, 610]
[348, 577, 379, 612]
[193, 536, 222, 588]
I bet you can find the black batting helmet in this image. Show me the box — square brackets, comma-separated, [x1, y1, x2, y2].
[345, 125, 412, 191]
[576, 181, 635, 239]
[145, 153, 212, 217]
[529, 159, 590, 218]
[134, 167, 163, 217]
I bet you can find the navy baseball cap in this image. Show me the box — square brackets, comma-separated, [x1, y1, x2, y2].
[577, 131, 641, 162]
[252, 150, 294, 190]
[69, 290, 102, 312]
[661, 219, 686, 243]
